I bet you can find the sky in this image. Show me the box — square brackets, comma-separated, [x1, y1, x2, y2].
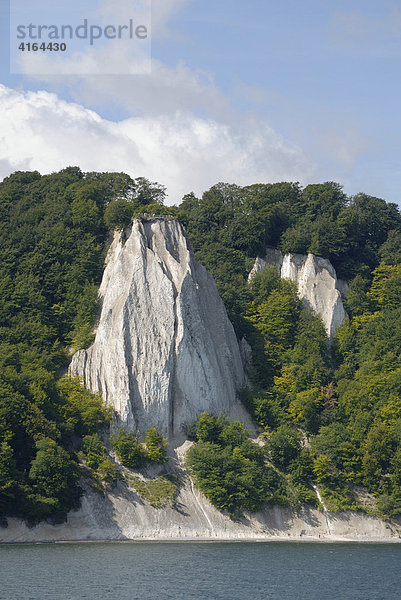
[0, 0, 401, 205]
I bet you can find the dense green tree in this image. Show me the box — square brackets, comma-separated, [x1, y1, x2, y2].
[246, 280, 301, 379]
[380, 230, 401, 265]
[110, 430, 148, 469]
[368, 264, 401, 311]
[29, 438, 80, 516]
[57, 377, 112, 436]
[144, 427, 168, 463]
[132, 177, 166, 206]
[187, 415, 286, 516]
[195, 412, 226, 443]
[104, 198, 134, 231]
[344, 274, 372, 317]
[2, 166, 401, 520]
[302, 182, 347, 220]
[288, 387, 322, 434]
[285, 309, 331, 392]
[266, 425, 302, 471]
[81, 434, 106, 469]
[0, 441, 18, 514]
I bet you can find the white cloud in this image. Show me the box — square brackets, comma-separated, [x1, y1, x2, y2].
[0, 85, 315, 203]
[3, 1, 317, 200]
[25, 53, 229, 119]
[19, 0, 227, 118]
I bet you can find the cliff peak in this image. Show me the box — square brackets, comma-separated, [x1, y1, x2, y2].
[249, 249, 347, 338]
[69, 219, 247, 437]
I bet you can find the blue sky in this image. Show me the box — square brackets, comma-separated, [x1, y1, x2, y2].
[1, 0, 401, 204]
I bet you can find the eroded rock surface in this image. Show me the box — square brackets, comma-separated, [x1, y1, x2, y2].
[249, 249, 347, 338]
[2, 442, 400, 543]
[69, 218, 246, 436]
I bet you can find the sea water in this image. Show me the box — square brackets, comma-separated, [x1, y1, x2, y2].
[0, 541, 400, 600]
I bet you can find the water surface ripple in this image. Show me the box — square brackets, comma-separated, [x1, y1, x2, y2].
[0, 541, 400, 600]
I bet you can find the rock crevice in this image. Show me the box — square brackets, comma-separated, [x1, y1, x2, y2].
[69, 218, 246, 437]
[249, 249, 347, 338]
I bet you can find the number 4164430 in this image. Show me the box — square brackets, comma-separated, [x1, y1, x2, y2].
[18, 42, 67, 51]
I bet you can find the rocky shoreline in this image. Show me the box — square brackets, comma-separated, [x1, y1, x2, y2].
[2, 472, 400, 544]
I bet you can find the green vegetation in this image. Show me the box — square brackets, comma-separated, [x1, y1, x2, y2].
[177, 181, 401, 516]
[326, 263, 401, 514]
[187, 413, 287, 517]
[187, 414, 318, 515]
[0, 168, 166, 522]
[2, 168, 401, 521]
[126, 475, 177, 508]
[0, 372, 110, 521]
[79, 434, 120, 491]
[110, 430, 149, 469]
[28, 437, 80, 519]
[111, 427, 168, 468]
[145, 427, 169, 463]
[177, 181, 400, 332]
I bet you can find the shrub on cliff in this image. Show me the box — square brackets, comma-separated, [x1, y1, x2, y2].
[111, 427, 168, 469]
[104, 198, 134, 231]
[57, 377, 113, 436]
[187, 414, 286, 517]
[145, 427, 169, 463]
[29, 438, 81, 519]
[111, 430, 148, 469]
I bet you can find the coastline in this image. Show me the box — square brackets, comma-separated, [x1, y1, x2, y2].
[2, 537, 401, 545]
[2, 476, 400, 545]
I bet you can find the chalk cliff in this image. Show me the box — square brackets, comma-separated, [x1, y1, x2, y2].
[2, 442, 400, 543]
[249, 249, 347, 338]
[69, 217, 246, 437]
[5, 223, 399, 545]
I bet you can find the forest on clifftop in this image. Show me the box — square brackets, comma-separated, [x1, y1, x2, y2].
[1, 167, 401, 522]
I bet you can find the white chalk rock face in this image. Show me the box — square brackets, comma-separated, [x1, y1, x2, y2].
[249, 249, 347, 338]
[69, 218, 245, 436]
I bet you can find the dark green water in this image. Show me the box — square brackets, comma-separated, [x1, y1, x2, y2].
[0, 541, 400, 599]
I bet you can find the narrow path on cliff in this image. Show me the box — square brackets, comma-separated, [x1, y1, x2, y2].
[189, 476, 215, 534]
[313, 484, 332, 535]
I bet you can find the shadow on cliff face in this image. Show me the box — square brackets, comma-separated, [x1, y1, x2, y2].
[111, 479, 146, 507]
[254, 506, 294, 534]
[297, 507, 321, 529]
[253, 504, 322, 535]
[77, 480, 128, 540]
